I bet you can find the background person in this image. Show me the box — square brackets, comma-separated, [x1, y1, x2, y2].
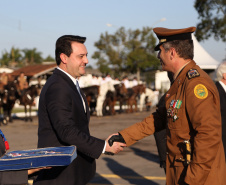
[132, 77, 138, 87]
[105, 73, 112, 82]
[215, 61, 226, 159]
[0, 72, 9, 86]
[122, 76, 130, 88]
[17, 72, 28, 95]
[35, 35, 126, 185]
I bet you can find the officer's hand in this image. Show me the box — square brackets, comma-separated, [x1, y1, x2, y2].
[105, 133, 127, 155]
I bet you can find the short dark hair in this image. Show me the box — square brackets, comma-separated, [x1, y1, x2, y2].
[55, 35, 86, 65]
[162, 39, 194, 60]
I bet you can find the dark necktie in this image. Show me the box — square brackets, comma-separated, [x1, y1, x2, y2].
[76, 80, 83, 99]
[76, 80, 86, 112]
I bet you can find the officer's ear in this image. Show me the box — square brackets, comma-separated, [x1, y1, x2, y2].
[60, 53, 68, 64]
[169, 47, 177, 60]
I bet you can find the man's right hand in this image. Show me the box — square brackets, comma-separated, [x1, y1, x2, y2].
[104, 133, 127, 155]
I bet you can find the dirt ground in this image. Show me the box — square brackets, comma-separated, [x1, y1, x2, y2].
[1, 109, 166, 185]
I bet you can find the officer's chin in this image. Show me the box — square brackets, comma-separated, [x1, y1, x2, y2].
[160, 63, 166, 70]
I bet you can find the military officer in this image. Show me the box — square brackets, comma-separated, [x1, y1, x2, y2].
[116, 27, 226, 185]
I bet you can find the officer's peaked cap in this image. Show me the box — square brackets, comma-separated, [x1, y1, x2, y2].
[153, 27, 196, 51]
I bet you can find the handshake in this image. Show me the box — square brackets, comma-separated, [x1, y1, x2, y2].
[104, 133, 127, 155]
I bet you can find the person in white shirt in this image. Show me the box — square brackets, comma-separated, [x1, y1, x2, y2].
[105, 74, 112, 82]
[91, 74, 99, 86]
[132, 77, 138, 87]
[100, 75, 108, 85]
[122, 76, 130, 88]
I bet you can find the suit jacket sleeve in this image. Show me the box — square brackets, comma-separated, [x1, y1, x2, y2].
[45, 82, 105, 159]
[0, 170, 28, 185]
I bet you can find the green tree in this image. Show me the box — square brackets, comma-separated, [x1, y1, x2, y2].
[92, 27, 159, 80]
[0, 47, 23, 67]
[0, 50, 10, 67]
[194, 0, 226, 42]
[10, 47, 23, 66]
[22, 48, 43, 65]
[43, 55, 55, 62]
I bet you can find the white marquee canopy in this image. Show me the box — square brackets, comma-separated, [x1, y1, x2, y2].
[193, 34, 220, 70]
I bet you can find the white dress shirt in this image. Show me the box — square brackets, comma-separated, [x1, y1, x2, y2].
[57, 67, 86, 112]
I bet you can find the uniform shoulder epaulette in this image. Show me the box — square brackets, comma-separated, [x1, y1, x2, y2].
[187, 69, 200, 79]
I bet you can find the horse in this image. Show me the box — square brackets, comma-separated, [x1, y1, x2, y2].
[126, 84, 146, 113]
[18, 84, 41, 121]
[102, 90, 115, 116]
[102, 83, 128, 115]
[2, 80, 19, 123]
[0, 83, 9, 125]
[96, 81, 115, 117]
[139, 87, 156, 111]
[107, 83, 128, 115]
[81, 85, 99, 115]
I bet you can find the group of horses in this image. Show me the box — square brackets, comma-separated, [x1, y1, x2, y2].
[81, 82, 147, 117]
[0, 79, 41, 125]
[0, 77, 153, 125]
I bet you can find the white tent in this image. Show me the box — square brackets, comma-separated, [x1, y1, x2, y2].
[193, 34, 220, 70]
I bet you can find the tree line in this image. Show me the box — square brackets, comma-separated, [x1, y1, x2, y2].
[0, 47, 55, 68]
[92, 26, 160, 79]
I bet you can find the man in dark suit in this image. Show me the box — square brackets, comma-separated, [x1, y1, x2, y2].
[34, 35, 126, 185]
[215, 61, 226, 159]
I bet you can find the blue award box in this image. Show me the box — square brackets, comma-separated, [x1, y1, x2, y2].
[0, 145, 77, 171]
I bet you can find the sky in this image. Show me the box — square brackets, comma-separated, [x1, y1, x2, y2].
[0, 0, 225, 68]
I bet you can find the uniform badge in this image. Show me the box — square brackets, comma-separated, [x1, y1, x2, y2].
[166, 93, 170, 98]
[167, 100, 182, 122]
[194, 84, 208, 99]
[187, 69, 200, 79]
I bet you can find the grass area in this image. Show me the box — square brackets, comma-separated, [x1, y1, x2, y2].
[9, 108, 38, 113]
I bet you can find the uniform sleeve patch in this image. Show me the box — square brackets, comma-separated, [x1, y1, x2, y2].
[187, 69, 200, 79]
[194, 84, 208, 99]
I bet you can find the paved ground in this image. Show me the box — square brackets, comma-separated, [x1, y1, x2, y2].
[1, 109, 166, 185]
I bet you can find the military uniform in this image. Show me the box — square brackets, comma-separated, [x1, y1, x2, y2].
[119, 26, 226, 185]
[120, 60, 226, 184]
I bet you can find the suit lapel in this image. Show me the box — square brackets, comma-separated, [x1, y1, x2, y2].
[54, 69, 89, 116]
